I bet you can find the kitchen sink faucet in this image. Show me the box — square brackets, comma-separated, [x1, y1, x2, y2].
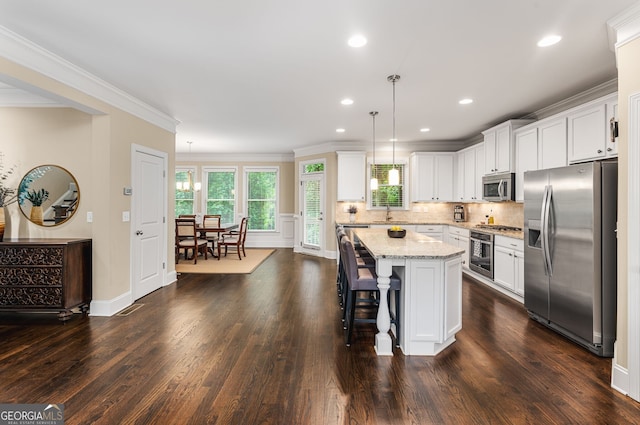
[386, 205, 392, 222]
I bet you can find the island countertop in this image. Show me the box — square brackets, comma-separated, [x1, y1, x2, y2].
[353, 228, 464, 260]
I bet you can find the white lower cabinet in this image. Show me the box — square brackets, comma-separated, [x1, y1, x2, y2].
[416, 225, 444, 241]
[493, 235, 524, 295]
[447, 226, 469, 269]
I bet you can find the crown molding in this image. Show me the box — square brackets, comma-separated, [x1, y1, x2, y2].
[608, 2, 640, 51]
[176, 152, 295, 163]
[0, 25, 179, 133]
[293, 139, 466, 158]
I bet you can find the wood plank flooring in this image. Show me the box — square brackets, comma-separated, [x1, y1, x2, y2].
[1, 248, 639, 424]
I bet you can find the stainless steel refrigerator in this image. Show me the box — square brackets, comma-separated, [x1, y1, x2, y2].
[523, 161, 617, 357]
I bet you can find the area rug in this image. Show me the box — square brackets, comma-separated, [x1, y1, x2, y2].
[175, 249, 275, 274]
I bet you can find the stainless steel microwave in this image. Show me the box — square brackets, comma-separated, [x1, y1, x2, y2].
[482, 172, 515, 202]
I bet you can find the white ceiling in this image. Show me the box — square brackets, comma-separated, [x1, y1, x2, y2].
[0, 0, 636, 154]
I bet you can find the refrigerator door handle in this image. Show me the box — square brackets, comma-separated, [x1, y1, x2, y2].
[542, 185, 553, 276]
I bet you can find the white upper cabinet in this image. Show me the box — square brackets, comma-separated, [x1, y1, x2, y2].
[606, 99, 619, 157]
[539, 117, 567, 169]
[456, 144, 483, 202]
[410, 153, 454, 202]
[514, 127, 539, 202]
[337, 151, 365, 201]
[567, 93, 618, 163]
[514, 116, 567, 201]
[483, 120, 532, 174]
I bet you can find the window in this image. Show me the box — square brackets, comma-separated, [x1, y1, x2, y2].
[245, 167, 278, 231]
[303, 162, 324, 173]
[203, 167, 237, 224]
[369, 163, 406, 209]
[175, 168, 196, 215]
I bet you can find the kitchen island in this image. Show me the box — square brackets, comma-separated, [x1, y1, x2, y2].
[352, 228, 464, 356]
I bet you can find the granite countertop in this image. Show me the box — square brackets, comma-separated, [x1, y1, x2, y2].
[339, 220, 525, 240]
[352, 228, 464, 260]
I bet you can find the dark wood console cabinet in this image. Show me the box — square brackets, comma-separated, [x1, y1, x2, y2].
[0, 239, 92, 320]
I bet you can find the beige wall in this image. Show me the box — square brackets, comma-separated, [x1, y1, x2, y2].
[0, 57, 176, 304]
[614, 36, 640, 369]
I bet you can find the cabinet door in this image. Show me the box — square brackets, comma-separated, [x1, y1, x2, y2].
[411, 154, 436, 201]
[495, 125, 512, 173]
[484, 131, 497, 174]
[567, 103, 606, 163]
[463, 149, 476, 201]
[606, 100, 618, 157]
[444, 257, 462, 341]
[455, 152, 465, 201]
[435, 154, 454, 201]
[515, 127, 539, 202]
[493, 245, 515, 290]
[474, 144, 484, 201]
[514, 250, 525, 296]
[539, 117, 567, 169]
[458, 235, 469, 269]
[337, 152, 365, 201]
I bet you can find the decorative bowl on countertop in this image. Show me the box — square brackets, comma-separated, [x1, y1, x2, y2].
[387, 229, 406, 238]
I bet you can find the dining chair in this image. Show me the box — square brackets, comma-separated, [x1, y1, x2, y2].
[202, 214, 222, 257]
[175, 218, 208, 264]
[219, 217, 248, 260]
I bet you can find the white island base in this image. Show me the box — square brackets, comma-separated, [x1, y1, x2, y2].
[353, 228, 464, 356]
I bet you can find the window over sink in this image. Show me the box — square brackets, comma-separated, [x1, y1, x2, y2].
[368, 162, 407, 210]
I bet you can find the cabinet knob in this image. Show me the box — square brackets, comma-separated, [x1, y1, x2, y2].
[597, 149, 603, 154]
[607, 147, 613, 152]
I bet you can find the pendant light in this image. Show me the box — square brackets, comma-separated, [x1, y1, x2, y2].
[388, 74, 400, 186]
[176, 142, 202, 192]
[370, 111, 379, 190]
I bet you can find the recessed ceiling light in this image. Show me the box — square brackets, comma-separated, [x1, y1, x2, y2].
[537, 35, 562, 47]
[459, 98, 473, 105]
[348, 35, 367, 48]
[336, 128, 346, 133]
[389, 138, 397, 142]
[420, 128, 431, 133]
[341, 98, 354, 105]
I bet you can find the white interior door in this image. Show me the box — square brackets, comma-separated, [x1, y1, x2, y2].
[132, 146, 167, 300]
[300, 173, 324, 255]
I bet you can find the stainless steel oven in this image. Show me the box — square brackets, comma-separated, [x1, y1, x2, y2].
[469, 231, 494, 279]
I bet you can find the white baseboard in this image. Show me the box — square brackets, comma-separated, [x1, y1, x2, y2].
[612, 361, 630, 396]
[90, 291, 133, 317]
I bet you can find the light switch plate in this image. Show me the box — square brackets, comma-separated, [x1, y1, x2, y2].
[87, 211, 93, 222]
[122, 211, 130, 222]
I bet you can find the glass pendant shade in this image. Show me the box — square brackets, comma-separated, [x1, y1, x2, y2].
[388, 168, 400, 186]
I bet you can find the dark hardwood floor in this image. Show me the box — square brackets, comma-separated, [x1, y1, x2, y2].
[1, 248, 639, 424]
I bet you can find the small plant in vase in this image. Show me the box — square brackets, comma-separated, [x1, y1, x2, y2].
[348, 205, 358, 223]
[25, 188, 49, 225]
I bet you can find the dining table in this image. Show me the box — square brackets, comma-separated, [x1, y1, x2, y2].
[196, 223, 239, 257]
[352, 227, 464, 356]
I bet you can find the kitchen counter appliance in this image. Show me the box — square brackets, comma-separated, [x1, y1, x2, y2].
[469, 230, 494, 279]
[482, 172, 515, 202]
[523, 161, 617, 357]
[453, 205, 465, 222]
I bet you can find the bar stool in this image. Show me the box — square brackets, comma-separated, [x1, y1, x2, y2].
[340, 236, 401, 347]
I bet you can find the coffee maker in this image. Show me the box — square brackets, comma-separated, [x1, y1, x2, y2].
[453, 205, 465, 222]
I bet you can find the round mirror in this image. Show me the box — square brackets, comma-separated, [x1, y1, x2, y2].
[18, 165, 80, 226]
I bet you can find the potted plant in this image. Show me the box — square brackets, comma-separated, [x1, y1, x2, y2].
[25, 188, 49, 225]
[348, 205, 358, 223]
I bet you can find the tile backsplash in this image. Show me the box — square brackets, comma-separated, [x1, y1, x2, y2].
[336, 201, 524, 228]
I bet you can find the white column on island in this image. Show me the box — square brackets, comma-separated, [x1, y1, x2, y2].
[374, 258, 393, 356]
